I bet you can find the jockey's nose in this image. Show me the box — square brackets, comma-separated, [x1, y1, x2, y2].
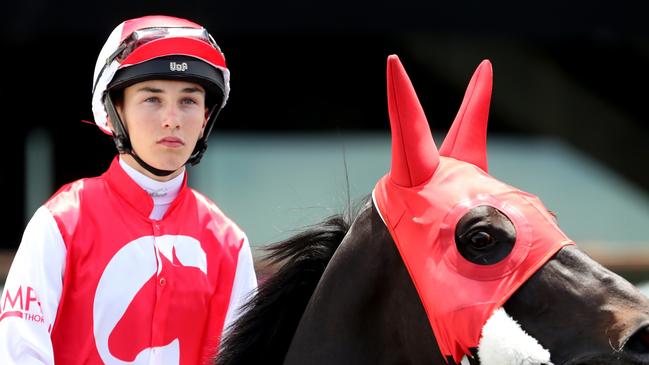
[162, 104, 181, 129]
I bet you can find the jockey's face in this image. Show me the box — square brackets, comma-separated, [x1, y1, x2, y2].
[114, 79, 209, 181]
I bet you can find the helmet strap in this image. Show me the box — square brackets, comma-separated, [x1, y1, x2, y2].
[186, 104, 221, 166]
[104, 94, 178, 177]
[128, 152, 177, 177]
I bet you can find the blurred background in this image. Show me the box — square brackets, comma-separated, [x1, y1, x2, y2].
[2, 1, 649, 286]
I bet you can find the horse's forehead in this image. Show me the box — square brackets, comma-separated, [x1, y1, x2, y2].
[402, 157, 538, 216]
[373, 156, 574, 363]
[429, 157, 512, 199]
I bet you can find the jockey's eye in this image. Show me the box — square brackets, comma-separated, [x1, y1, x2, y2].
[455, 205, 517, 265]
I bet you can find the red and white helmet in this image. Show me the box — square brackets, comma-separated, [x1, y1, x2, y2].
[91, 15, 230, 172]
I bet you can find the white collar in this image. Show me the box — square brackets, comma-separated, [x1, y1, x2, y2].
[118, 157, 184, 205]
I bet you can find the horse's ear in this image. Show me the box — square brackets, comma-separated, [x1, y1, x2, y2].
[387, 55, 440, 187]
[439, 60, 492, 172]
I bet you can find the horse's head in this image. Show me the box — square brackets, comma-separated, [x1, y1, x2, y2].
[216, 54, 649, 365]
[373, 55, 649, 364]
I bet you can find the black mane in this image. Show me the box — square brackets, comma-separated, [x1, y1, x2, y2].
[215, 212, 354, 364]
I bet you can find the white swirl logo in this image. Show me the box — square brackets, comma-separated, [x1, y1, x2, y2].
[93, 235, 207, 364]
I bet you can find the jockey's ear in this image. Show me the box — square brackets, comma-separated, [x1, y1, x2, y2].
[439, 60, 493, 173]
[386, 55, 439, 188]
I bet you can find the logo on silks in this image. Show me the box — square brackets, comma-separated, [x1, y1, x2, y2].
[93, 235, 207, 364]
[372, 56, 574, 364]
[0, 285, 46, 326]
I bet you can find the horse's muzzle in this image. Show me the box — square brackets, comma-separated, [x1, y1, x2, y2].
[560, 325, 649, 365]
[622, 324, 649, 360]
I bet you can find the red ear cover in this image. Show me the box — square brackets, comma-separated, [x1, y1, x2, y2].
[386, 55, 440, 187]
[440, 60, 493, 172]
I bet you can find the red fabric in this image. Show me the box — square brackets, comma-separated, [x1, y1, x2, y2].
[374, 56, 573, 363]
[46, 158, 244, 364]
[121, 37, 227, 69]
[439, 60, 492, 172]
[386, 56, 438, 187]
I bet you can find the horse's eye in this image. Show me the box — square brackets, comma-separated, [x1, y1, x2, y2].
[454, 205, 517, 265]
[469, 231, 495, 250]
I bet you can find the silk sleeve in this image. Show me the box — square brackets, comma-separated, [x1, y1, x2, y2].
[0, 206, 66, 364]
[222, 235, 257, 333]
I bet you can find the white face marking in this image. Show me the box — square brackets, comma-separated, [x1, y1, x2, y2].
[477, 308, 553, 365]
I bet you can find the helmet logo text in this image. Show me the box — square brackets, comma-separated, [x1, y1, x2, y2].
[170, 62, 188, 72]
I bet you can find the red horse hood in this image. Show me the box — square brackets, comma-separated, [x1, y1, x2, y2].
[373, 55, 573, 363]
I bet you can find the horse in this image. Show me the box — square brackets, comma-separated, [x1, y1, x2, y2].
[216, 55, 649, 365]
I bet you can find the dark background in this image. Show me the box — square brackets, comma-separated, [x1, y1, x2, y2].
[2, 1, 649, 248]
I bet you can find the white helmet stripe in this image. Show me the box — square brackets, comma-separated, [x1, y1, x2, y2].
[92, 60, 120, 135]
[93, 22, 125, 88]
[91, 21, 125, 135]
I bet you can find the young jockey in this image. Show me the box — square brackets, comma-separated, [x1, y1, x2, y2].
[0, 15, 257, 364]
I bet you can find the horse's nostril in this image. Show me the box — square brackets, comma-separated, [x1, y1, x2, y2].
[624, 326, 649, 354]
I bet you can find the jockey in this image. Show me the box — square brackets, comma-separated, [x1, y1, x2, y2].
[0, 15, 257, 364]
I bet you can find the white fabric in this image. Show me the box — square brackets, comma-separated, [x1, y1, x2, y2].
[222, 237, 257, 334]
[478, 308, 552, 365]
[371, 189, 387, 225]
[0, 207, 67, 365]
[119, 158, 184, 220]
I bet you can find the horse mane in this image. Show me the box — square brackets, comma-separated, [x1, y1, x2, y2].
[216, 206, 360, 364]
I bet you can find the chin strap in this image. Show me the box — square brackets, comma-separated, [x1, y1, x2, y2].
[105, 93, 180, 177]
[126, 151, 177, 177]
